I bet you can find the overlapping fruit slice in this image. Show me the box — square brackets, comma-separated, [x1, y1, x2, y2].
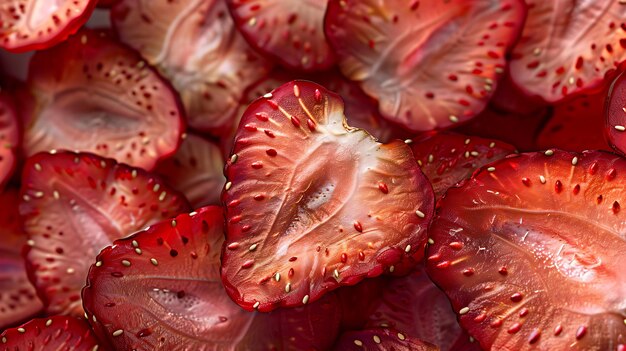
[332, 329, 438, 351]
[226, 0, 334, 72]
[427, 150, 626, 350]
[0, 188, 43, 330]
[409, 132, 516, 199]
[0, 92, 19, 189]
[325, 0, 525, 131]
[19, 151, 189, 316]
[509, 1, 626, 102]
[21, 28, 184, 171]
[0, 0, 97, 52]
[155, 133, 225, 209]
[607, 69, 626, 155]
[83, 206, 341, 350]
[111, 0, 272, 134]
[222, 80, 434, 311]
[0, 316, 106, 350]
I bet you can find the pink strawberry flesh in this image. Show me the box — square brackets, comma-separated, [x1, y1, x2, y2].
[332, 328, 438, 351]
[82, 206, 341, 350]
[325, 0, 525, 131]
[112, 0, 272, 134]
[606, 69, 626, 155]
[19, 151, 189, 316]
[509, 0, 626, 102]
[22, 28, 185, 171]
[0, 188, 43, 330]
[221, 80, 434, 311]
[0, 315, 106, 350]
[155, 133, 225, 209]
[427, 150, 626, 350]
[0, 92, 19, 189]
[0, 0, 98, 53]
[409, 132, 516, 199]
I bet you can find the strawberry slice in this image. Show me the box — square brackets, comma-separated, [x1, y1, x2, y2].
[0, 316, 105, 350]
[19, 151, 189, 316]
[226, 0, 335, 72]
[0, 188, 43, 330]
[332, 329, 438, 351]
[409, 132, 516, 199]
[336, 277, 387, 331]
[509, 1, 626, 102]
[222, 80, 434, 311]
[0, 92, 19, 190]
[21, 28, 184, 171]
[607, 69, 626, 156]
[427, 150, 626, 350]
[155, 133, 225, 209]
[0, 0, 97, 53]
[325, 0, 525, 131]
[83, 206, 341, 350]
[111, 0, 272, 134]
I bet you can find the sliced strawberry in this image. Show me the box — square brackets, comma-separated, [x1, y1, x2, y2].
[83, 206, 341, 350]
[409, 132, 516, 199]
[0, 0, 97, 53]
[22, 28, 184, 171]
[0, 92, 19, 190]
[509, 1, 626, 102]
[427, 150, 626, 350]
[155, 133, 225, 209]
[222, 80, 434, 311]
[19, 151, 189, 316]
[325, 0, 525, 131]
[111, 0, 272, 134]
[0, 188, 43, 330]
[332, 329, 438, 351]
[0, 316, 106, 350]
[607, 69, 626, 156]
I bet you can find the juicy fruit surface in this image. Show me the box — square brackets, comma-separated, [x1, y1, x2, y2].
[83, 206, 341, 350]
[325, 0, 525, 131]
[227, 0, 334, 72]
[510, 0, 626, 102]
[22, 28, 184, 170]
[0, 0, 97, 52]
[332, 329, 438, 351]
[19, 151, 189, 316]
[112, 0, 272, 133]
[427, 150, 626, 350]
[0, 93, 19, 189]
[222, 80, 434, 311]
[607, 69, 626, 155]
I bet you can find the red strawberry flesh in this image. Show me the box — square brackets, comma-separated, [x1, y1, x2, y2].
[607, 69, 626, 155]
[332, 328, 438, 351]
[0, 92, 19, 190]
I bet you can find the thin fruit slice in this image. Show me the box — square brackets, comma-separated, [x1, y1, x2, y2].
[111, 0, 272, 134]
[0, 316, 106, 350]
[607, 69, 626, 155]
[19, 151, 189, 316]
[22, 28, 184, 171]
[226, 0, 335, 72]
[0, 0, 97, 53]
[83, 206, 341, 350]
[222, 80, 434, 311]
[409, 132, 516, 199]
[0, 92, 19, 189]
[155, 133, 225, 209]
[332, 329, 438, 351]
[325, 0, 525, 131]
[509, 1, 626, 102]
[0, 188, 43, 330]
[427, 150, 626, 350]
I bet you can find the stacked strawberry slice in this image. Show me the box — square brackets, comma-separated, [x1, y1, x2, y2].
[0, 1, 625, 350]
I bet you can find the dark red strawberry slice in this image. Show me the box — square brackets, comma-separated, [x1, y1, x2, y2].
[226, 0, 335, 72]
[222, 80, 434, 311]
[409, 132, 516, 199]
[336, 277, 387, 331]
[489, 69, 547, 116]
[0, 92, 19, 190]
[607, 69, 626, 156]
[0, 188, 43, 330]
[0, 0, 97, 53]
[427, 150, 626, 350]
[19, 151, 189, 316]
[325, 0, 525, 131]
[0, 316, 106, 350]
[332, 329, 438, 351]
[155, 133, 225, 209]
[111, 0, 272, 134]
[21, 28, 184, 171]
[83, 206, 341, 350]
